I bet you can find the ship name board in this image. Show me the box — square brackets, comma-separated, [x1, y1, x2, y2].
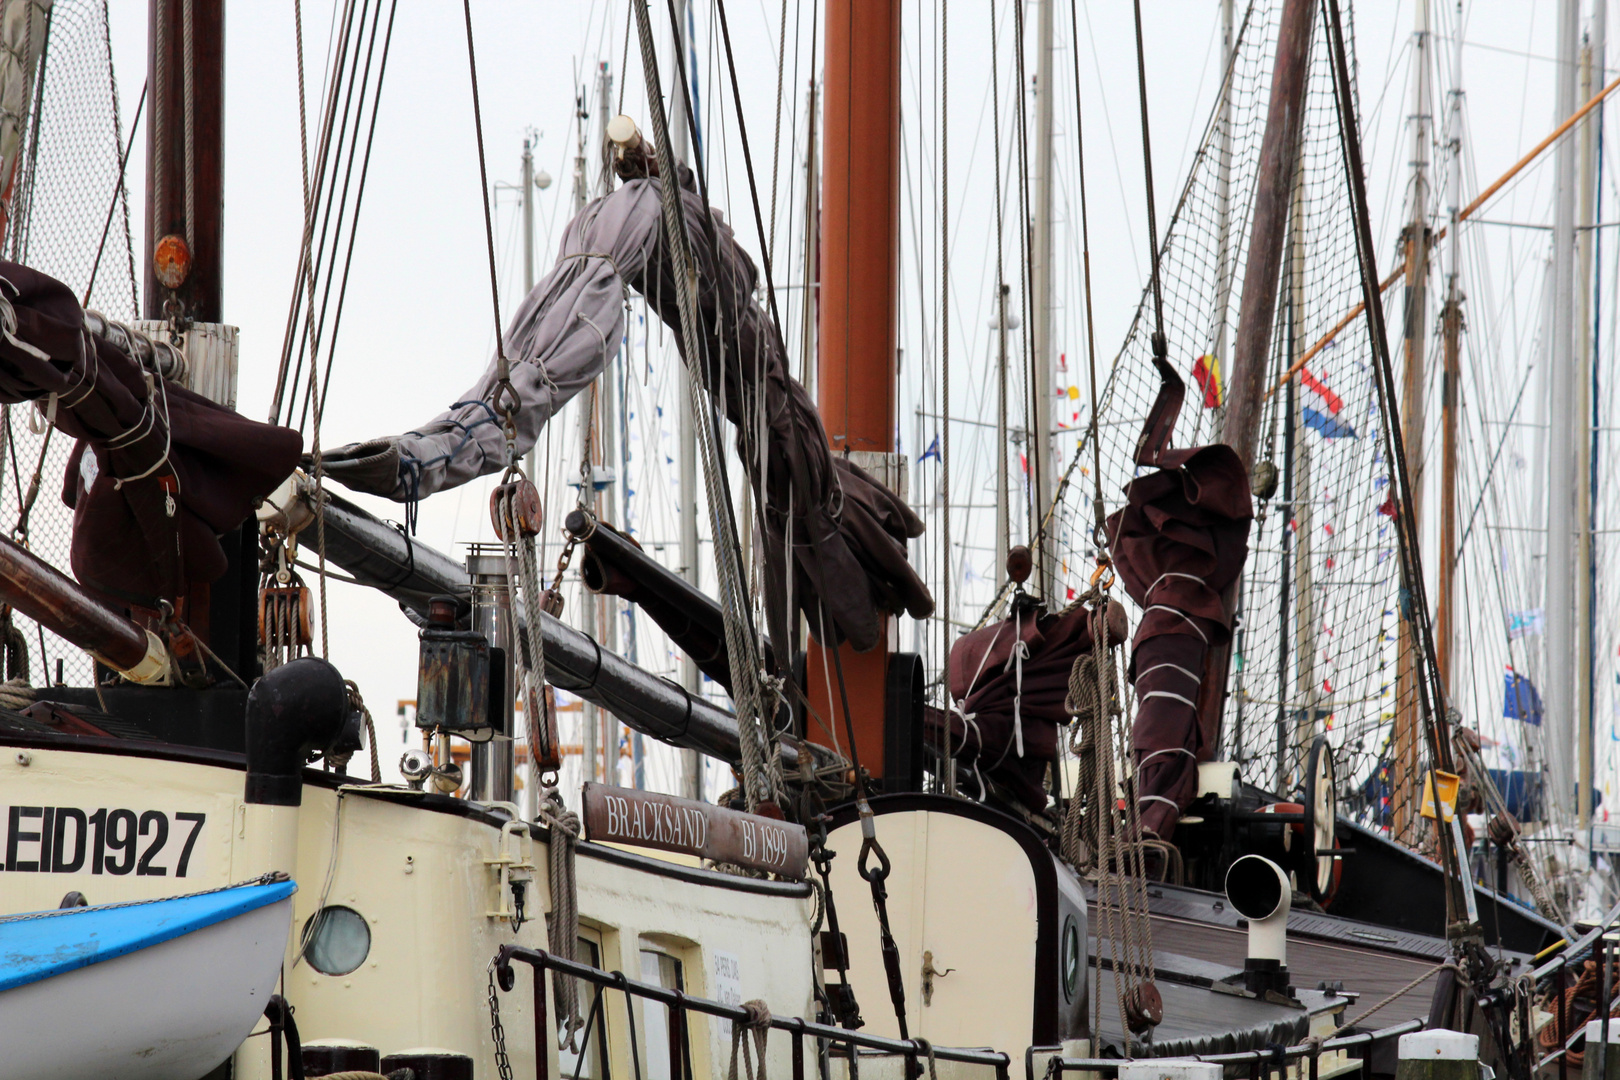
[582, 783, 808, 880]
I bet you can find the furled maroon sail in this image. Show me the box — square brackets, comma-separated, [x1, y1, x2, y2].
[0, 263, 301, 607]
[1106, 356, 1252, 838]
[930, 599, 1128, 810]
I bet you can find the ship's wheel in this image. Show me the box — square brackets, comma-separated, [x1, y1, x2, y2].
[1302, 734, 1340, 902]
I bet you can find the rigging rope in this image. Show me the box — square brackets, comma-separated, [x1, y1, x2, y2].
[1321, 0, 1468, 931]
[988, 0, 1010, 597]
[1132, 0, 1168, 357]
[460, 0, 521, 432]
[938, 0, 954, 797]
[630, 0, 779, 812]
[539, 790, 585, 1051]
[1068, 0, 1106, 543]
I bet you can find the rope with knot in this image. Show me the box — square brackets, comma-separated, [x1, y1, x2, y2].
[0, 675, 36, 714]
[1063, 575, 1161, 1046]
[728, 999, 772, 1080]
[538, 790, 584, 1051]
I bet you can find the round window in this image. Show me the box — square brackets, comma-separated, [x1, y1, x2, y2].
[1061, 915, 1081, 1002]
[303, 905, 371, 976]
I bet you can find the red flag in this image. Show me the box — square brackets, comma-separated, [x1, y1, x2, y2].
[1301, 367, 1344, 414]
[1192, 354, 1223, 408]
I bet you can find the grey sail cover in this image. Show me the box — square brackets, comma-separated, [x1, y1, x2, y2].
[322, 168, 932, 653]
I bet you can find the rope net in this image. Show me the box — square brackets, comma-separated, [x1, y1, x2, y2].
[1060, 1, 1471, 850]
[1, 0, 135, 692]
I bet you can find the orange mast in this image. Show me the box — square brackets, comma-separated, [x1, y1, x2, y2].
[808, 0, 902, 785]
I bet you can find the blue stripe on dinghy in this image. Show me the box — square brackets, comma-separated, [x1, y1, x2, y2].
[0, 879, 297, 993]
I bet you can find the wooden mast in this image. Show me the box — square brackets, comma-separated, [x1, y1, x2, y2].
[1202, 0, 1317, 751]
[144, 0, 223, 323]
[145, 0, 255, 672]
[808, 0, 901, 784]
[1392, 0, 1433, 846]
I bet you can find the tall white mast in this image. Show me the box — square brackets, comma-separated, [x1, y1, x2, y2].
[995, 286, 1011, 581]
[1030, 0, 1056, 601]
[1576, 2, 1605, 832]
[596, 61, 621, 788]
[1436, 0, 1465, 698]
[1547, 0, 1581, 822]
[670, 0, 704, 802]
[574, 79, 600, 786]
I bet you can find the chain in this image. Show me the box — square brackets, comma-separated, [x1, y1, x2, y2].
[0, 871, 289, 924]
[510, 879, 527, 932]
[489, 965, 515, 1080]
[549, 534, 580, 597]
[808, 818, 862, 1029]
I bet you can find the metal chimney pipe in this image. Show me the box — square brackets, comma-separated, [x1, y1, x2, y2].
[1225, 854, 1293, 997]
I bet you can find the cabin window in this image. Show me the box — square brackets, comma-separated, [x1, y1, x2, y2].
[639, 948, 686, 1080]
[562, 935, 610, 1080]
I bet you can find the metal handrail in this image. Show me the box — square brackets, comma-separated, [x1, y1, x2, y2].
[494, 946, 1014, 1080]
[1027, 1017, 1426, 1080]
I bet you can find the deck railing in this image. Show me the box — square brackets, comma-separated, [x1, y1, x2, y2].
[493, 945, 1013, 1080]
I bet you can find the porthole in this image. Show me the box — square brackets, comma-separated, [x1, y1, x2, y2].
[303, 905, 371, 976]
[1061, 915, 1081, 1002]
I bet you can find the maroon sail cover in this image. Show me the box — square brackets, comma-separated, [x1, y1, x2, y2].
[928, 599, 1128, 810]
[1106, 355, 1252, 838]
[0, 263, 302, 607]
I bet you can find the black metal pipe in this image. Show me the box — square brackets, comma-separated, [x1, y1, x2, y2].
[245, 656, 355, 806]
[567, 509, 777, 690]
[319, 491, 799, 768]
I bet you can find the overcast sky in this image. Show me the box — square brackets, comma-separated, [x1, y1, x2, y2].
[92, 1, 1594, 784]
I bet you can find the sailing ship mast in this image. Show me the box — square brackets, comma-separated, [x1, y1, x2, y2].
[808, 0, 901, 782]
[1575, 7, 1606, 834]
[670, 0, 704, 802]
[1203, 0, 1316, 746]
[1436, 1, 1463, 703]
[144, 0, 256, 674]
[1031, 0, 1056, 604]
[1393, 0, 1433, 844]
[1548, 0, 1581, 823]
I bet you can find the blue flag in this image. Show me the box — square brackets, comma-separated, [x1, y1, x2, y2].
[1303, 407, 1358, 439]
[918, 434, 941, 463]
[1504, 668, 1544, 725]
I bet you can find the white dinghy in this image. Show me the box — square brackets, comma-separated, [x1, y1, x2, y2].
[0, 873, 295, 1080]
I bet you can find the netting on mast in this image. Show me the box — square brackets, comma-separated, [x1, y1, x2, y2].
[2, 0, 136, 689]
[1065, 0, 1446, 845]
